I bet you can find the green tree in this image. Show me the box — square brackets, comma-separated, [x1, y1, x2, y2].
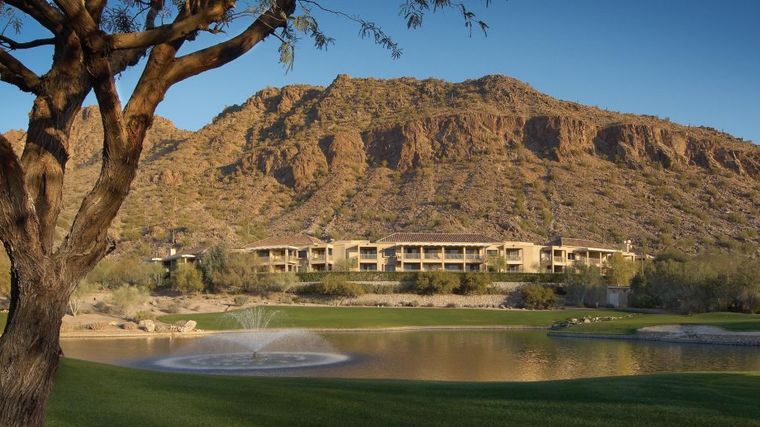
[171, 263, 204, 294]
[605, 253, 636, 286]
[486, 255, 506, 272]
[332, 257, 358, 272]
[563, 265, 604, 307]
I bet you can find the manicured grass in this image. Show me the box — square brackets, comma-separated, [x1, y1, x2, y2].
[159, 306, 619, 330]
[566, 312, 760, 335]
[47, 358, 760, 427]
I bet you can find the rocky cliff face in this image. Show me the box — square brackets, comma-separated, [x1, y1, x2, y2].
[5, 75, 760, 255]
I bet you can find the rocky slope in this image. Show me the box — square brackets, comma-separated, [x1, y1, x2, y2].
[5, 75, 760, 257]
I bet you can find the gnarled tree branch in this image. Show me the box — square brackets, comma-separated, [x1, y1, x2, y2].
[168, 0, 295, 84]
[0, 49, 42, 93]
[108, 0, 233, 50]
[0, 36, 56, 50]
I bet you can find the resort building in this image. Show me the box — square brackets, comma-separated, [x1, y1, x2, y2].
[233, 232, 636, 274]
[236, 234, 333, 272]
[149, 247, 205, 271]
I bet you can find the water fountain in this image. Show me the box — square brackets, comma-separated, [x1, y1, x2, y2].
[141, 307, 350, 373]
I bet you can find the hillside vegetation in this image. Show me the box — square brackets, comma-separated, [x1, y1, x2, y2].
[5, 75, 759, 258]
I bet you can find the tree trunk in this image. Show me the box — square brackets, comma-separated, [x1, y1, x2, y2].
[0, 266, 67, 427]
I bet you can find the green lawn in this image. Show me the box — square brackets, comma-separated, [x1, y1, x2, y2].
[47, 358, 760, 427]
[565, 312, 760, 335]
[159, 306, 618, 330]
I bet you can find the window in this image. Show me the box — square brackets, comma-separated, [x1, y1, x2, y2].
[384, 248, 396, 257]
[567, 253, 576, 261]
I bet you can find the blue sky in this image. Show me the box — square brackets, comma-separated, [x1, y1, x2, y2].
[2, 0, 759, 143]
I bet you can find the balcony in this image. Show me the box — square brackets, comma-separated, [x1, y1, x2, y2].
[423, 253, 441, 260]
[444, 253, 464, 260]
[553, 256, 564, 263]
[404, 253, 421, 259]
[506, 254, 522, 262]
[360, 253, 378, 260]
[311, 255, 327, 262]
[464, 254, 481, 261]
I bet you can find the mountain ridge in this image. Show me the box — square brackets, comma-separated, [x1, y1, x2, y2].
[4, 74, 759, 257]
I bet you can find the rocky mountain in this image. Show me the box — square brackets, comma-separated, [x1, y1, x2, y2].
[5, 74, 760, 257]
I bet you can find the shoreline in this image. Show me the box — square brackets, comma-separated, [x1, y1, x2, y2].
[548, 330, 760, 347]
[59, 324, 548, 340]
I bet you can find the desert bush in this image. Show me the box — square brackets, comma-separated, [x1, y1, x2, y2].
[200, 245, 262, 292]
[458, 273, 491, 295]
[258, 271, 297, 293]
[233, 295, 250, 306]
[563, 265, 605, 307]
[87, 257, 165, 289]
[67, 279, 98, 316]
[111, 285, 150, 317]
[414, 271, 459, 295]
[520, 284, 556, 309]
[171, 263, 204, 294]
[630, 251, 760, 313]
[132, 310, 156, 322]
[313, 275, 364, 298]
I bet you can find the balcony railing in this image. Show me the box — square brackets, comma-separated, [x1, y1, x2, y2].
[506, 254, 522, 261]
[423, 253, 441, 259]
[553, 256, 564, 263]
[404, 253, 421, 259]
[311, 255, 327, 262]
[445, 253, 464, 260]
[464, 254, 481, 260]
[360, 253, 378, 260]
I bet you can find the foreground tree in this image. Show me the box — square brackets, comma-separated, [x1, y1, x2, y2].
[0, 0, 492, 424]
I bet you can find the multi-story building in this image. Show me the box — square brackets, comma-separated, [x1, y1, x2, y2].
[237, 234, 333, 272]
[234, 233, 636, 274]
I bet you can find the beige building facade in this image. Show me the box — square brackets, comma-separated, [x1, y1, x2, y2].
[238, 233, 636, 274]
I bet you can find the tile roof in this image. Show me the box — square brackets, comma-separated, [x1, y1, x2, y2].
[548, 237, 621, 251]
[376, 232, 500, 244]
[247, 233, 327, 248]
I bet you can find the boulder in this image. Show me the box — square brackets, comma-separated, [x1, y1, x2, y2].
[121, 321, 138, 331]
[138, 319, 156, 333]
[176, 320, 197, 333]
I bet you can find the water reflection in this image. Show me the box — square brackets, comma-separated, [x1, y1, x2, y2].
[61, 331, 760, 382]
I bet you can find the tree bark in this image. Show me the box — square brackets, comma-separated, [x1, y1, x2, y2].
[0, 271, 68, 427]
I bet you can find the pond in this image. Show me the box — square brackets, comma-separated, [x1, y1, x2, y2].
[61, 330, 760, 382]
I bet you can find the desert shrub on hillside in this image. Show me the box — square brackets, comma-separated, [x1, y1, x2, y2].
[520, 284, 556, 309]
[171, 263, 204, 294]
[414, 271, 459, 295]
[458, 273, 491, 295]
